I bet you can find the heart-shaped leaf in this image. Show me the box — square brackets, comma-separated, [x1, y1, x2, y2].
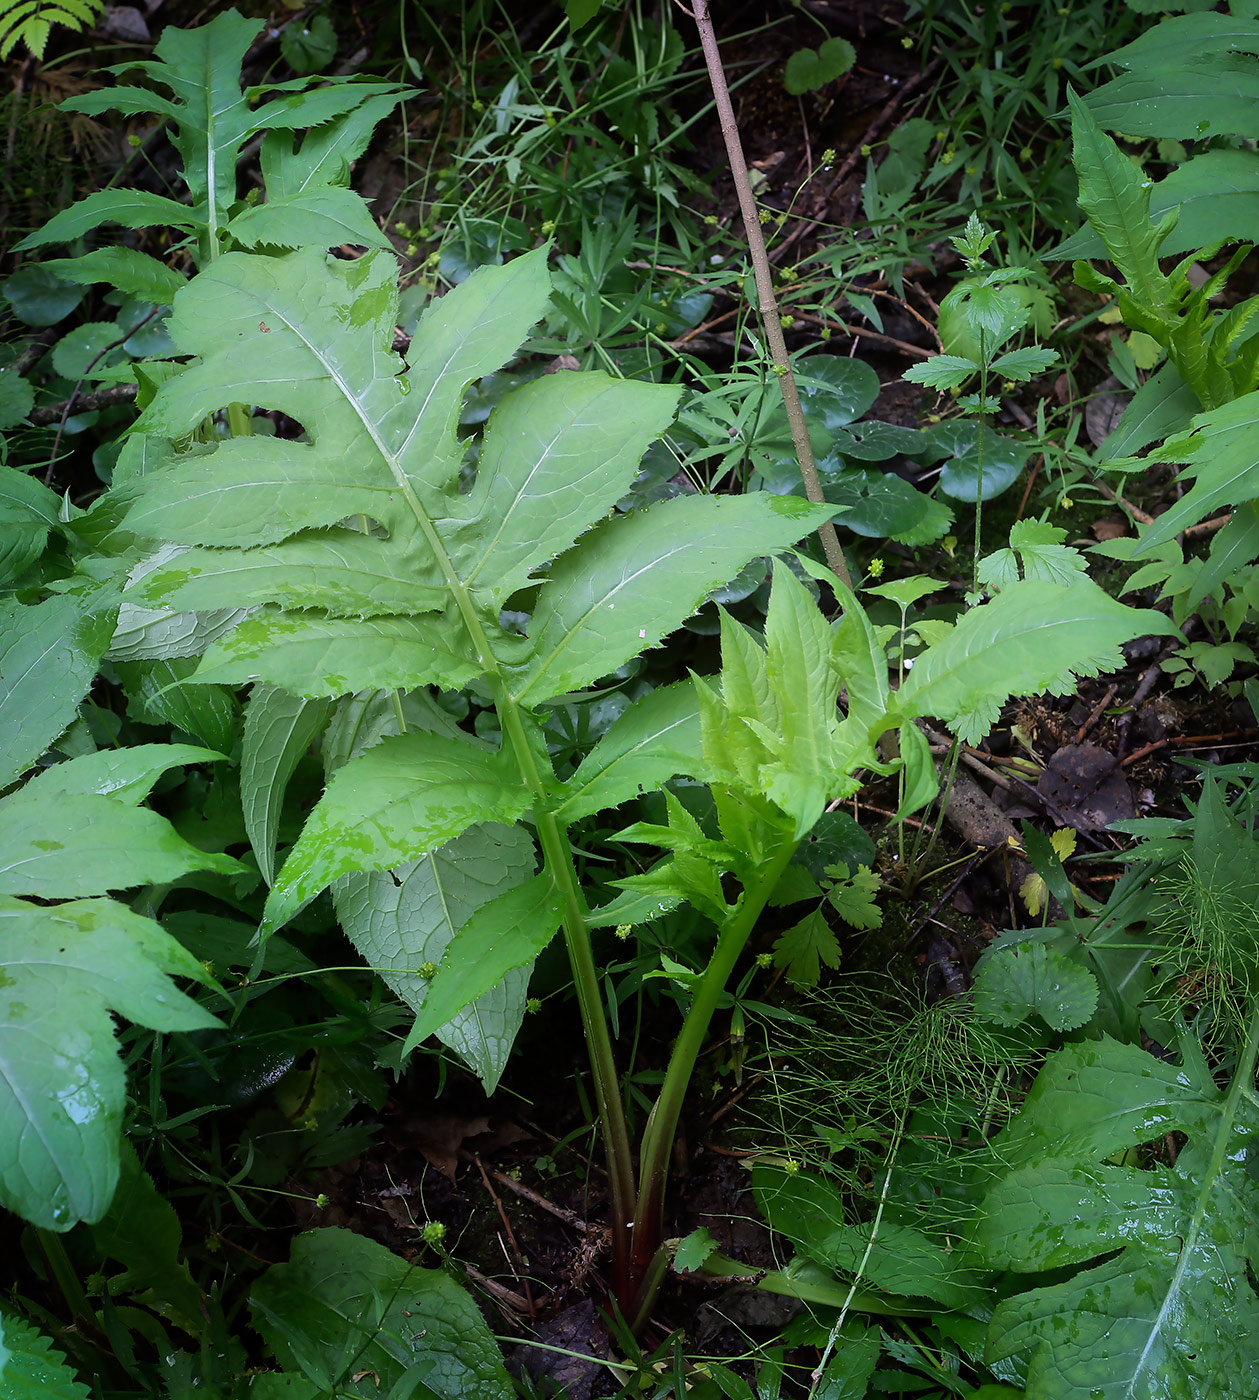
[783, 37, 856, 96]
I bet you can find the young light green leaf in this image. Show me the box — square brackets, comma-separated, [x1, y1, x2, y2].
[509, 493, 835, 705]
[585, 885, 683, 929]
[972, 943, 1099, 1031]
[754, 560, 841, 836]
[555, 681, 701, 823]
[0, 787, 240, 898]
[0, 592, 117, 788]
[0, 1312, 92, 1400]
[988, 345, 1059, 381]
[59, 11, 261, 246]
[242, 686, 333, 886]
[977, 518, 1088, 592]
[716, 608, 776, 735]
[893, 577, 1180, 744]
[772, 908, 841, 988]
[0, 896, 220, 1230]
[250, 1229, 514, 1400]
[334, 823, 536, 1092]
[825, 864, 882, 931]
[263, 732, 532, 934]
[892, 719, 939, 819]
[828, 580, 893, 743]
[1067, 88, 1173, 327]
[673, 1227, 719, 1274]
[402, 871, 562, 1057]
[902, 353, 980, 391]
[613, 856, 731, 929]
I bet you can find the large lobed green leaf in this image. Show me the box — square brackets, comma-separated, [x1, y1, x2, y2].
[975, 1035, 1259, 1399]
[125, 247, 828, 717]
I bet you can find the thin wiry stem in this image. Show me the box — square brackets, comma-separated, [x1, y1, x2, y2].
[691, 0, 852, 590]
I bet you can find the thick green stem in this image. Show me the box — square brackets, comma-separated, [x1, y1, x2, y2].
[357, 412, 639, 1296]
[627, 833, 798, 1303]
[499, 707, 638, 1301]
[692, 0, 852, 590]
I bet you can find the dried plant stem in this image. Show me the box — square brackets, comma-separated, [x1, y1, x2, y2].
[691, 0, 852, 590]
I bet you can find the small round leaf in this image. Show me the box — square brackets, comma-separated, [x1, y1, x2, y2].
[930, 422, 1027, 502]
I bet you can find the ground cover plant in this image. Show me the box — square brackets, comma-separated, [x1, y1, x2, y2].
[4, 1, 1259, 1397]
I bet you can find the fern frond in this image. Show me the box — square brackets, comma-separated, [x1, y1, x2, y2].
[0, 0, 103, 59]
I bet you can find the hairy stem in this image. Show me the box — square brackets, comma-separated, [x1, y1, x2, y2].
[692, 0, 852, 590]
[627, 830, 798, 1307]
